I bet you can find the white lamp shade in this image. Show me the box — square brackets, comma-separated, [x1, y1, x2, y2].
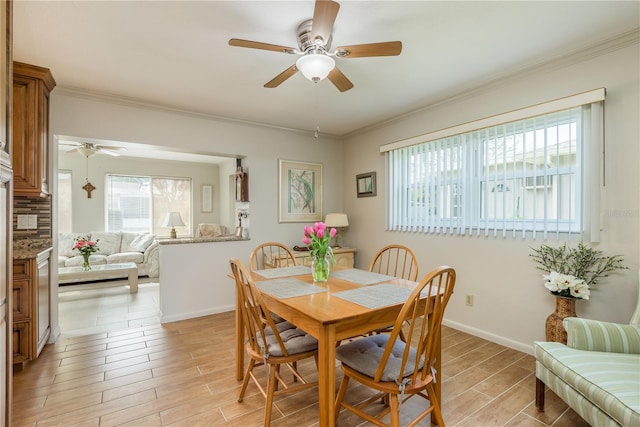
[325, 213, 349, 228]
[296, 54, 335, 81]
[162, 212, 185, 227]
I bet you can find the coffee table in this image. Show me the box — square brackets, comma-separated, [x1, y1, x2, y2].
[58, 262, 138, 293]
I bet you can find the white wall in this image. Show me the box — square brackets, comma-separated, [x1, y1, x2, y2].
[50, 92, 346, 249]
[343, 37, 640, 353]
[58, 151, 230, 234]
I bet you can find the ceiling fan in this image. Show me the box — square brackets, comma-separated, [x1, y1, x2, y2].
[228, 0, 402, 92]
[60, 142, 127, 158]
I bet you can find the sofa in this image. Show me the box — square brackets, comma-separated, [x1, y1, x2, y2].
[58, 232, 160, 280]
[534, 276, 640, 426]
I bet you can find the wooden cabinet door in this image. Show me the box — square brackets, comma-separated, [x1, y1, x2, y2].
[12, 62, 55, 197]
[11, 74, 39, 194]
[11, 322, 29, 364]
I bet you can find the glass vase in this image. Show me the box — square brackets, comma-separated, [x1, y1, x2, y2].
[311, 255, 330, 284]
[82, 253, 91, 271]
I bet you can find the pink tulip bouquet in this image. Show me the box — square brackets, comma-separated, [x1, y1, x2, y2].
[302, 222, 337, 265]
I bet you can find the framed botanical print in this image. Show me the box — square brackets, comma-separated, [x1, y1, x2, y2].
[201, 184, 213, 213]
[278, 159, 322, 222]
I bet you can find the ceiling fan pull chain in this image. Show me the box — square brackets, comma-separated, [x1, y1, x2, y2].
[314, 84, 320, 139]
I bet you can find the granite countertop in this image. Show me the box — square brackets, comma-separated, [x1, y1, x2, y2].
[158, 235, 248, 245]
[13, 238, 53, 259]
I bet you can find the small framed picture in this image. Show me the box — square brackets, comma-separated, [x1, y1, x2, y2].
[356, 172, 377, 198]
[201, 184, 213, 212]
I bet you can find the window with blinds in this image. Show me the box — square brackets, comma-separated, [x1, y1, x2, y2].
[106, 174, 192, 236]
[385, 97, 604, 240]
[57, 170, 73, 234]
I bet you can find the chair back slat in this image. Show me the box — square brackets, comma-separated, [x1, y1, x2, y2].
[369, 244, 419, 281]
[373, 266, 456, 384]
[250, 242, 298, 271]
[230, 258, 289, 357]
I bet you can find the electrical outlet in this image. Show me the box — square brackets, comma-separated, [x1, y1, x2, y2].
[465, 294, 474, 307]
[27, 214, 37, 229]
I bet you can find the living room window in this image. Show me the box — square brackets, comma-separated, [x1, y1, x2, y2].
[106, 174, 192, 236]
[58, 170, 73, 234]
[382, 89, 605, 240]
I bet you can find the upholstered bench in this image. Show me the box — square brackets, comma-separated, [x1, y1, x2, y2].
[534, 308, 640, 426]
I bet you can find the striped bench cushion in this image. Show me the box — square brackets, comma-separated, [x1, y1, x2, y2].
[535, 341, 640, 426]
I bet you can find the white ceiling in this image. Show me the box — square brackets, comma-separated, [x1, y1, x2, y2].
[12, 0, 640, 144]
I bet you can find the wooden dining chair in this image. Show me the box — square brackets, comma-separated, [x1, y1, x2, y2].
[229, 258, 319, 427]
[249, 242, 298, 271]
[369, 244, 419, 281]
[369, 244, 419, 339]
[334, 266, 456, 427]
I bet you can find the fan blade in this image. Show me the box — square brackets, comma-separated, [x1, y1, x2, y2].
[96, 145, 127, 152]
[328, 67, 354, 92]
[334, 41, 402, 58]
[310, 0, 340, 46]
[229, 38, 297, 54]
[99, 149, 122, 157]
[264, 64, 299, 88]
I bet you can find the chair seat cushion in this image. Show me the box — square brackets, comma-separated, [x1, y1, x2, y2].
[534, 341, 640, 426]
[336, 334, 422, 382]
[260, 327, 317, 357]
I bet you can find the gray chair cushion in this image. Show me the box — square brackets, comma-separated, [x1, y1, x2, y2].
[336, 334, 422, 382]
[264, 321, 296, 336]
[259, 326, 318, 357]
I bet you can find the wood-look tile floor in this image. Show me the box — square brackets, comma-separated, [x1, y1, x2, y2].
[12, 280, 588, 426]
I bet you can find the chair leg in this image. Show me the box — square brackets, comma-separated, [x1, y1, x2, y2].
[536, 378, 546, 411]
[389, 394, 400, 427]
[238, 358, 255, 402]
[426, 384, 445, 426]
[264, 363, 278, 427]
[334, 375, 350, 423]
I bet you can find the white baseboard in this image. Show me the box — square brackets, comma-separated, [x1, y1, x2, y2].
[160, 305, 234, 324]
[443, 319, 535, 356]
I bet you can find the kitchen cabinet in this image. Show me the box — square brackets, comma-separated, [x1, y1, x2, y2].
[12, 248, 51, 364]
[12, 62, 55, 198]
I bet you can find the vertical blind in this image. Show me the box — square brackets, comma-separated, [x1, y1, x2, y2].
[384, 90, 605, 241]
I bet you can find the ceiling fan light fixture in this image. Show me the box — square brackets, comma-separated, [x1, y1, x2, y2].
[77, 146, 97, 158]
[296, 53, 335, 82]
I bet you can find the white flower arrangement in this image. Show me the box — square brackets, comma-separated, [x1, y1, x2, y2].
[543, 271, 591, 300]
[531, 242, 627, 300]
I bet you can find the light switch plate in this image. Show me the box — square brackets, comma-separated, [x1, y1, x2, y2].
[17, 215, 29, 229]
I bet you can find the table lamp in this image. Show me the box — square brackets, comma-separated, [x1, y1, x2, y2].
[324, 213, 349, 247]
[162, 212, 185, 239]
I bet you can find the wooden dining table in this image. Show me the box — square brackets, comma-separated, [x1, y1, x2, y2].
[235, 266, 443, 427]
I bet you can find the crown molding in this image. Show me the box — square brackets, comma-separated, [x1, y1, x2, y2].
[53, 86, 342, 140]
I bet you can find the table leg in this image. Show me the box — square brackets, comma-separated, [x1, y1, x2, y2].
[235, 289, 244, 381]
[317, 325, 337, 427]
[128, 268, 138, 293]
